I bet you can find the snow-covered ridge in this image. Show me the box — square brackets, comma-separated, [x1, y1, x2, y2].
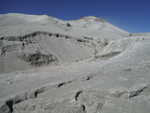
[0, 13, 129, 40]
[69, 16, 106, 22]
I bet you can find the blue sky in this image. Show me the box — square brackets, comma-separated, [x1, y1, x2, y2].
[0, 0, 149, 33]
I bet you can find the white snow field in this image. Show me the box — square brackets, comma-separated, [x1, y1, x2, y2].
[0, 13, 150, 113]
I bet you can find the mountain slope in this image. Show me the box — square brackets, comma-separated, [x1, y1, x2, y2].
[0, 13, 129, 73]
[1, 13, 150, 113]
[0, 13, 129, 39]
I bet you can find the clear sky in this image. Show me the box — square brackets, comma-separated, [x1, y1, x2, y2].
[0, 0, 149, 33]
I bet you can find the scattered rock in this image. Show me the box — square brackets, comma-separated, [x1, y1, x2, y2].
[0, 101, 11, 113]
[129, 85, 148, 98]
[20, 51, 58, 66]
[57, 80, 72, 88]
[29, 87, 46, 98]
[66, 23, 72, 27]
[82, 75, 95, 81]
[75, 90, 83, 101]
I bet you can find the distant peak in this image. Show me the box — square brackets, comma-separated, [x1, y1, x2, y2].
[81, 16, 98, 19]
[79, 16, 106, 22]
